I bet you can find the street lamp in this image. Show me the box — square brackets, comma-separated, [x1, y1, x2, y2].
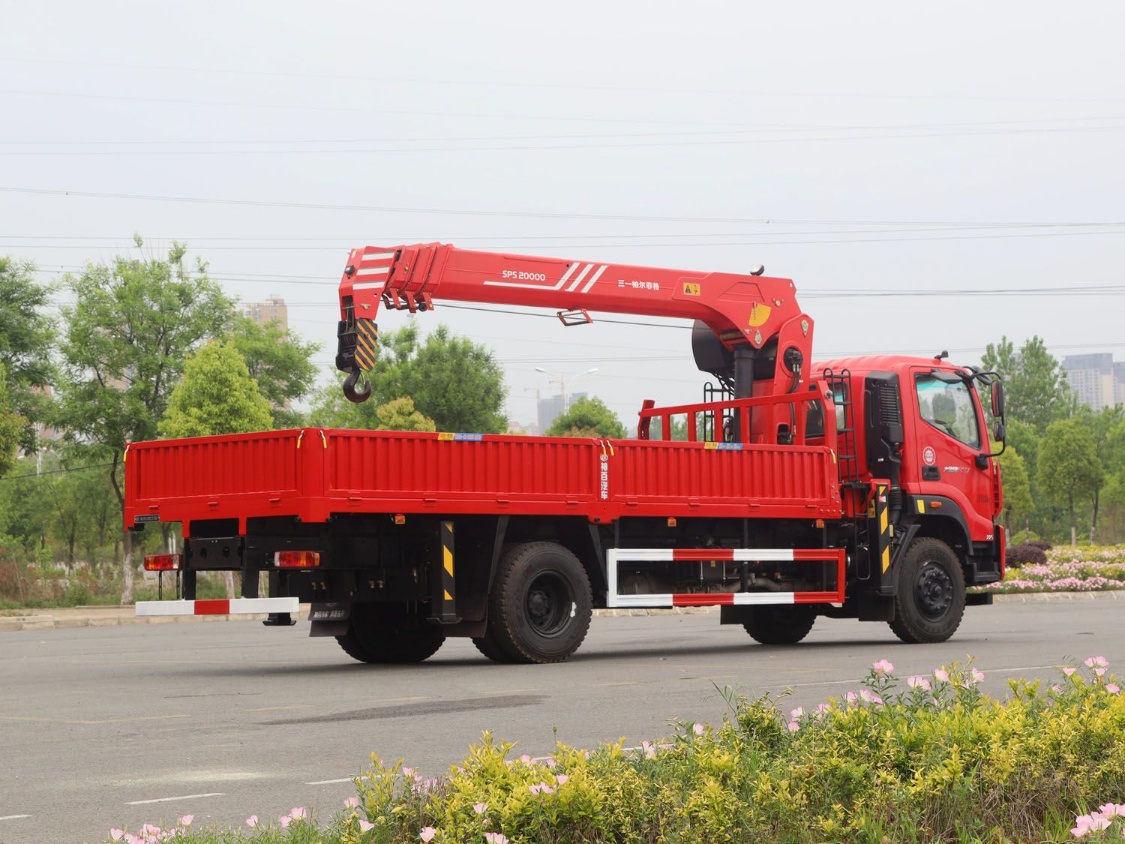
[535, 366, 598, 414]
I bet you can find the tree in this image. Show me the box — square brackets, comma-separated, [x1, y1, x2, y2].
[546, 396, 627, 438]
[0, 364, 24, 479]
[390, 325, 507, 432]
[1074, 405, 1125, 541]
[373, 397, 436, 432]
[0, 257, 55, 451]
[995, 446, 1032, 540]
[981, 337, 1075, 433]
[159, 341, 274, 438]
[309, 323, 507, 433]
[55, 241, 233, 602]
[227, 315, 320, 429]
[1038, 418, 1104, 546]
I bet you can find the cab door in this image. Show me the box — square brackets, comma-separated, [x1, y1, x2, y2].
[905, 368, 995, 540]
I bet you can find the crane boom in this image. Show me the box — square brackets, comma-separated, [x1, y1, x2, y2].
[336, 243, 815, 403]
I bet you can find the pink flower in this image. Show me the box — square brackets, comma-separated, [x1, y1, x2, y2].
[790, 706, 804, 721]
[344, 796, 359, 809]
[179, 815, 193, 827]
[529, 784, 543, 795]
[970, 668, 985, 684]
[933, 668, 950, 683]
[359, 820, 375, 831]
[110, 830, 125, 842]
[1072, 812, 1110, 836]
[246, 815, 258, 828]
[280, 815, 292, 829]
[473, 802, 488, 814]
[642, 740, 656, 759]
[1063, 666, 1077, 677]
[485, 834, 509, 844]
[1107, 684, 1121, 695]
[787, 720, 800, 732]
[518, 754, 532, 764]
[907, 676, 932, 691]
[872, 659, 894, 674]
[555, 775, 569, 786]
[859, 688, 884, 706]
[844, 691, 859, 705]
[402, 767, 416, 778]
[290, 807, 307, 820]
[420, 826, 437, 842]
[1085, 656, 1109, 669]
[693, 722, 705, 736]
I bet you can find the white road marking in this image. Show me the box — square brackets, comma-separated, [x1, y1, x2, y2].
[126, 792, 224, 805]
[306, 777, 356, 785]
[0, 814, 31, 821]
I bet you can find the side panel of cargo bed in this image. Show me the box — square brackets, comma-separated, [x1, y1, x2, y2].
[125, 429, 844, 530]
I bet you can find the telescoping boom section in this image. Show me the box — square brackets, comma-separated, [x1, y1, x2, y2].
[127, 244, 1005, 666]
[335, 243, 815, 403]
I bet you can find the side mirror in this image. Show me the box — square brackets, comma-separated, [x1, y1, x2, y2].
[991, 381, 1005, 419]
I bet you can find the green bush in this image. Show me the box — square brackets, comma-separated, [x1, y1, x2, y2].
[110, 658, 1125, 843]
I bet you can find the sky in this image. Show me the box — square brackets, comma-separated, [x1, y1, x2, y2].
[3, 2, 1124, 431]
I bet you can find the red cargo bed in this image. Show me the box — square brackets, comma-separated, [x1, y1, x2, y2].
[124, 429, 843, 535]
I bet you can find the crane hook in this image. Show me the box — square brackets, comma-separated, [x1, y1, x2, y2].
[342, 368, 371, 403]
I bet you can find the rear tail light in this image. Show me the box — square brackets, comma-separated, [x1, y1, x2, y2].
[274, 550, 321, 568]
[143, 554, 182, 571]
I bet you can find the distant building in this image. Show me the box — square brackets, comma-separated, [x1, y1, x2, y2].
[537, 392, 589, 433]
[241, 295, 288, 331]
[1061, 353, 1119, 411]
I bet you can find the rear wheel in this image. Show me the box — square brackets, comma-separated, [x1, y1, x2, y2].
[471, 633, 514, 663]
[336, 604, 445, 664]
[742, 604, 817, 645]
[486, 542, 592, 664]
[889, 537, 966, 644]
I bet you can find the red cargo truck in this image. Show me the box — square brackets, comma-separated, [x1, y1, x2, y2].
[126, 244, 1006, 663]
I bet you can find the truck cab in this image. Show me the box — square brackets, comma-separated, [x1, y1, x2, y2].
[816, 353, 1005, 606]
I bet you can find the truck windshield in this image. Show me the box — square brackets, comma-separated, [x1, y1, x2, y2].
[915, 374, 980, 448]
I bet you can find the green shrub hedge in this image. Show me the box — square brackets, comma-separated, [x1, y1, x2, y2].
[111, 658, 1125, 843]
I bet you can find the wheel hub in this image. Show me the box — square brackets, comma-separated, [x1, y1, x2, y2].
[526, 573, 569, 635]
[916, 562, 954, 619]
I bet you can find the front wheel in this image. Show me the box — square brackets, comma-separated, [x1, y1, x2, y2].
[889, 537, 966, 644]
[486, 542, 593, 664]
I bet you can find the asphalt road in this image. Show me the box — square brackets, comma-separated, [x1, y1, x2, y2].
[2, 595, 1123, 844]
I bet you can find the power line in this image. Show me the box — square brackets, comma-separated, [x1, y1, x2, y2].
[6, 186, 1124, 227]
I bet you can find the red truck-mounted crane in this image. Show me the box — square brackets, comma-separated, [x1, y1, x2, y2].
[126, 244, 1006, 664]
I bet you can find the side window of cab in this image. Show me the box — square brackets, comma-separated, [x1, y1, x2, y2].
[915, 373, 980, 448]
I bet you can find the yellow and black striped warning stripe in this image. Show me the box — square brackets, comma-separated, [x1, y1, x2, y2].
[875, 483, 891, 573]
[354, 319, 379, 371]
[439, 520, 457, 622]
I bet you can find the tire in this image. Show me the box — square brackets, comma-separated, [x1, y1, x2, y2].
[742, 604, 817, 645]
[335, 604, 445, 664]
[889, 537, 966, 644]
[486, 542, 593, 664]
[471, 633, 515, 663]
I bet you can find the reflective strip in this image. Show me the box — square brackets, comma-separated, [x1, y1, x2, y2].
[362, 251, 397, 262]
[613, 548, 799, 563]
[605, 548, 844, 608]
[612, 592, 796, 608]
[136, 597, 300, 617]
